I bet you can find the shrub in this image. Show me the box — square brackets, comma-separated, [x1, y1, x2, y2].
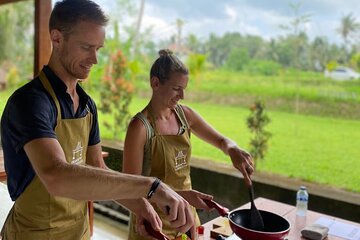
[326, 60, 338, 71]
[244, 60, 281, 76]
[6, 66, 20, 88]
[225, 48, 250, 71]
[99, 50, 134, 140]
[187, 53, 207, 86]
[247, 100, 271, 165]
[350, 53, 360, 71]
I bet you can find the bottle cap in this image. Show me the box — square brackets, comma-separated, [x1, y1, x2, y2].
[197, 225, 204, 234]
[300, 186, 307, 190]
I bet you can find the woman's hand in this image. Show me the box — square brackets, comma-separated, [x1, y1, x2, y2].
[177, 189, 213, 210]
[228, 146, 255, 186]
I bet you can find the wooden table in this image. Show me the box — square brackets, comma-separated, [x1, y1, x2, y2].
[202, 197, 360, 240]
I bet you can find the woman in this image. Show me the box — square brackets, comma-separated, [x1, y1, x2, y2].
[123, 49, 254, 239]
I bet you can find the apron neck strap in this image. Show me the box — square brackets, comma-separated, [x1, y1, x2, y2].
[147, 103, 159, 135]
[174, 105, 188, 130]
[38, 70, 62, 122]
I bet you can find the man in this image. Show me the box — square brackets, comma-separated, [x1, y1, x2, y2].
[0, 1, 194, 239]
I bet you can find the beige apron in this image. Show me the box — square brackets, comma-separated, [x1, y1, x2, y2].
[1, 71, 92, 240]
[128, 106, 200, 240]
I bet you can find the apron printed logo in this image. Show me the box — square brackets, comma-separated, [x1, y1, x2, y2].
[71, 141, 83, 165]
[174, 150, 187, 171]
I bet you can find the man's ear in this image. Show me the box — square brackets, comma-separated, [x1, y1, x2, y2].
[50, 29, 63, 49]
[150, 76, 160, 89]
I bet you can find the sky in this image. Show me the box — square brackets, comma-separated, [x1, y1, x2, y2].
[60, 0, 360, 45]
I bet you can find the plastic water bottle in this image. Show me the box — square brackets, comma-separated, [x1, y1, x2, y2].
[296, 186, 309, 216]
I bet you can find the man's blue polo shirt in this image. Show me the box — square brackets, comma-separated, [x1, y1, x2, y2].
[0, 66, 100, 201]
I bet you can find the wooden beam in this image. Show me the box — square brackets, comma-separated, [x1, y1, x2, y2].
[34, 0, 51, 76]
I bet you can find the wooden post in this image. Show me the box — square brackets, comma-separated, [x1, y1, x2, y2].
[34, 0, 51, 76]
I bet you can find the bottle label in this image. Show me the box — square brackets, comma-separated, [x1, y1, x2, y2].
[297, 196, 308, 201]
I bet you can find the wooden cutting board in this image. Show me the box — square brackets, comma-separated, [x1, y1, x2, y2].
[209, 217, 233, 238]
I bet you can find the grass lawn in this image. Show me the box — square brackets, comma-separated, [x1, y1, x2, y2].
[134, 69, 360, 119]
[195, 70, 360, 102]
[98, 96, 360, 193]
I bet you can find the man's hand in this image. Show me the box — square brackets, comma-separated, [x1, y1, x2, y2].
[177, 189, 213, 210]
[150, 182, 195, 234]
[116, 198, 162, 239]
[134, 198, 162, 239]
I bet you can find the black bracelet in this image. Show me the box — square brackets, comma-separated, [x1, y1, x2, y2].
[147, 178, 161, 199]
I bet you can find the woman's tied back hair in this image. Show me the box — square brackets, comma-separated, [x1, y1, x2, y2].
[49, 0, 109, 38]
[150, 49, 189, 84]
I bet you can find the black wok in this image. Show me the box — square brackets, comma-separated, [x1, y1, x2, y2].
[204, 199, 291, 240]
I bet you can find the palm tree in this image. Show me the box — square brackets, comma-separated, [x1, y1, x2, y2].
[176, 18, 185, 53]
[279, 1, 311, 114]
[132, 0, 145, 58]
[337, 13, 360, 48]
[310, 37, 330, 70]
